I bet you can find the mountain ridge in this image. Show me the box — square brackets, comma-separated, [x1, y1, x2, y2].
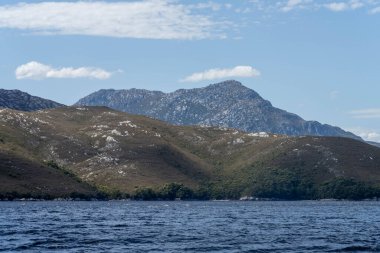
[0, 106, 379, 200]
[0, 89, 64, 111]
[76, 80, 360, 140]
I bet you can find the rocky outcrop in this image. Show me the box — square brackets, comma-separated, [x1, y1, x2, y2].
[76, 80, 359, 139]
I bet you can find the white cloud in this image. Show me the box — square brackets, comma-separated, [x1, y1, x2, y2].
[325, 2, 348, 11]
[346, 127, 380, 142]
[281, 0, 313, 12]
[181, 66, 260, 82]
[370, 6, 380, 14]
[190, 2, 222, 11]
[15, 61, 112, 80]
[324, 1, 364, 11]
[350, 0, 365, 9]
[249, 0, 376, 13]
[0, 1, 225, 40]
[349, 108, 380, 119]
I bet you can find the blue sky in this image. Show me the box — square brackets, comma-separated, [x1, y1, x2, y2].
[0, 0, 380, 141]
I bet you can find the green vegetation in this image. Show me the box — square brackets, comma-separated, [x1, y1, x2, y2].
[1, 178, 379, 201]
[133, 187, 157, 200]
[133, 183, 196, 200]
[221, 166, 317, 200]
[1, 106, 380, 201]
[97, 185, 130, 200]
[318, 178, 380, 200]
[46, 160, 84, 183]
[127, 180, 380, 201]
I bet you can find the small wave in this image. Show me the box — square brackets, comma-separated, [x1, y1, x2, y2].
[334, 245, 378, 252]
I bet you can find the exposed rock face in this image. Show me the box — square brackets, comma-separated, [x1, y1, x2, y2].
[0, 89, 64, 111]
[76, 80, 359, 139]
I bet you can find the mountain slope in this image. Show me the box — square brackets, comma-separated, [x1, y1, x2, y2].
[0, 150, 100, 199]
[76, 80, 359, 139]
[0, 106, 379, 199]
[368, 141, 380, 148]
[0, 89, 64, 111]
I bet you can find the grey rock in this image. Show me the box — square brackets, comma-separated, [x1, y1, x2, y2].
[76, 80, 359, 139]
[0, 89, 64, 111]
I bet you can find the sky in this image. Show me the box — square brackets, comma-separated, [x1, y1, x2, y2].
[0, 0, 379, 142]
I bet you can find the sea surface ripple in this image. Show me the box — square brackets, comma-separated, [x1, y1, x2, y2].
[0, 201, 380, 252]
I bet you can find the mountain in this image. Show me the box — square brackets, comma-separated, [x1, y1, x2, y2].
[1, 106, 379, 200]
[76, 80, 359, 140]
[368, 141, 380, 148]
[0, 89, 64, 111]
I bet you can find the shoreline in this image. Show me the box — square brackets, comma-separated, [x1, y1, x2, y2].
[1, 198, 379, 202]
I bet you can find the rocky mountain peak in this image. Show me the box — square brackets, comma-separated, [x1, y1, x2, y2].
[0, 89, 64, 111]
[75, 80, 359, 140]
[207, 79, 245, 89]
[198, 80, 259, 97]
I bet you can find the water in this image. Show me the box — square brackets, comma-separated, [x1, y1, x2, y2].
[0, 201, 379, 252]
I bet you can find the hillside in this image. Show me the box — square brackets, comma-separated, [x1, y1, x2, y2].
[76, 80, 359, 140]
[0, 150, 100, 200]
[0, 106, 379, 200]
[368, 141, 380, 148]
[0, 89, 64, 111]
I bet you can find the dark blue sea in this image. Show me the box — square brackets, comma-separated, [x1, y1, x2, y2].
[1, 201, 379, 252]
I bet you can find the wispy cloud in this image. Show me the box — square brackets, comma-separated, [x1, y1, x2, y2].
[281, 0, 313, 12]
[325, 2, 349, 11]
[15, 61, 112, 80]
[181, 65, 260, 82]
[370, 6, 380, 14]
[349, 108, 380, 119]
[324, 0, 365, 12]
[190, 2, 222, 11]
[248, 0, 379, 13]
[346, 127, 380, 142]
[0, 1, 226, 40]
